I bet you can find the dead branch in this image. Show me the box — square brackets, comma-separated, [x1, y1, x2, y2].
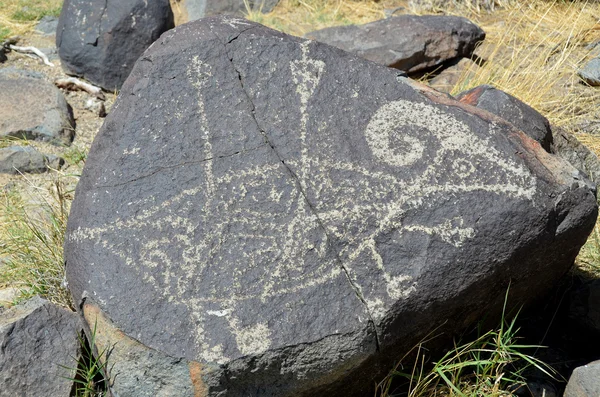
[8, 44, 54, 67]
[54, 77, 106, 100]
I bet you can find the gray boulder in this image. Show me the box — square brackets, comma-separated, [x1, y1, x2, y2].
[306, 15, 485, 74]
[0, 146, 64, 174]
[56, 0, 174, 91]
[172, 0, 279, 22]
[565, 360, 600, 397]
[0, 296, 82, 397]
[456, 84, 552, 151]
[0, 69, 75, 145]
[579, 57, 600, 86]
[64, 17, 597, 396]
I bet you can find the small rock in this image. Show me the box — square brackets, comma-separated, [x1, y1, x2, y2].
[0, 288, 19, 306]
[0, 146, 64, 174]
[579, 57, 600, 86]
[429, 58, 479, 93]
[564, 360, 600, 397]
[306, 15, 485, 74]
[0, 296, 83, 396]
[84, 98, 107, 118]
[35, 16, 59, 37]
[0, 69, 75, 145]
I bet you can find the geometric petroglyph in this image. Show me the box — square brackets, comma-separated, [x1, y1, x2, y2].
[67, 40, 538, 364]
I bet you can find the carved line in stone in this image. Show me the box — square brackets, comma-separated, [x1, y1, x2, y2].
[67, 44, 538, 363]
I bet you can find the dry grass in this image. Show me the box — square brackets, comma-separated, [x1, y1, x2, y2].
[0, 173, 75, 309]
[0, 0, 62, 40]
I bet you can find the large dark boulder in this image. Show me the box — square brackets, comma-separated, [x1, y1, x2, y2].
[0, 296, 83, 396]
[56, 0, 174, 91]
[306, 15, 485, 74]
[64, 17, 597, 396]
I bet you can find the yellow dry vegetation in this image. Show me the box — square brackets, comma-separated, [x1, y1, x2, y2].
[0, 0, 62, 40]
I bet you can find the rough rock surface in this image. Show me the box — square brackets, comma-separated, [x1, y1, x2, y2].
[456, 85, 600, 185]
[171, 0, 279, 23]
[568, 279, 600, 336]
[564, 360, 600, 397]
[456, 84, 553, 151]
[306, 15, 485, 74]
[0, 146, 64, 174]
[552, 127, 600, 185]
[0, 296, 82, 397]
[65, 17, 598, 396]
[35, 16, 59, 37]
[579, 57, 600, 86]
[56, 0, 174, 91]
[0, 69, 75, 145]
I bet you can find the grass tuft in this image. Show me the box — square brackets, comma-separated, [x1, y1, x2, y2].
[61, 321, 109, 397]
[376, 290, 556, 397]
[0, 175, 73, 309]
[0, 0, 62, 40]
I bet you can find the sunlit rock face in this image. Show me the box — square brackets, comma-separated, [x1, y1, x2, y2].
[64, 16, 597, 397]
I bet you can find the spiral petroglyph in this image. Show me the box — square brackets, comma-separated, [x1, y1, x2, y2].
[67, 36, 538, 364]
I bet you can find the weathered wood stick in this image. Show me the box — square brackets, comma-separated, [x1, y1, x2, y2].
[54, 77, 106, 100]
[8, 44, 54, 67]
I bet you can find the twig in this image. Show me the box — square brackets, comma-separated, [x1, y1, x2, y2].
[54, 77, 106, 100]
[7, 44, 54, 67]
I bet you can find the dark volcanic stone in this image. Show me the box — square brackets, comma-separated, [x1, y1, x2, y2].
[56, 0, 174, 91]
[0, 296, 82, 396]
[0, 69, 75, 145]
[174, 0, 280, 22]
[0, 146, 64, 174]
[457, 84, 553, 151]
[306, 15, 485, 73]
[65, 17, 598, 396]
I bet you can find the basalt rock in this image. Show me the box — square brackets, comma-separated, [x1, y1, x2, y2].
[65, 17, 597, 396]
[0, 69, 74, 145]
[306, 15, 485, 74]
[456, 85, 600, 185]
[0, 296, 82, 396]
[56, 0, 174, 91]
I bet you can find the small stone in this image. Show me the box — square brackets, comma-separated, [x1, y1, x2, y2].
[35, 16, 59, 37]
[84, 98, 107, 118]
[579, 57, 600, 86]
[0, 146, 65, 174]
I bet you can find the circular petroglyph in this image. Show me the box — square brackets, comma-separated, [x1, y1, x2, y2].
[365, 100, 475, 168]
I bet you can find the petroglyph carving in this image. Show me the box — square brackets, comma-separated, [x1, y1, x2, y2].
[67, 41, 539, 361]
